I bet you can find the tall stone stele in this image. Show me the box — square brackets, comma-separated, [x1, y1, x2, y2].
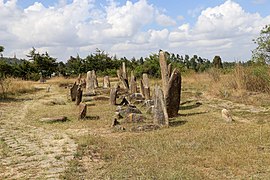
[117, 62, 129, 90]
[86, 71, 96, 95]
[130, 71, 137, 94]
[142, 73, 150, 100]
[103, 76, 111, 88]
[153, 86, 169, 126]
[159, 50, 182, 118]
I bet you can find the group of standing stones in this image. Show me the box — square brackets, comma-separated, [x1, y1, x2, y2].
[70, 70, 111, 120]
[68, 49, 182, 128]
[110, 50, 182, 128]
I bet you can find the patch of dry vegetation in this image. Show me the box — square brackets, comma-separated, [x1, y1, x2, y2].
[2, 72, 270, 179]
[0, 78, 37, 98]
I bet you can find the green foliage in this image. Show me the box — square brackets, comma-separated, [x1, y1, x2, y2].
[252, 24, 270, 63]
[27, 48, 58, 77]
[0, 45, 4, 56]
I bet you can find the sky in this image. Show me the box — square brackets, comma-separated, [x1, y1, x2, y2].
[1, 0, 270, 62]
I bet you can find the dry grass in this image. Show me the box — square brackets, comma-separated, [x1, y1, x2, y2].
[0, 78, 37, 98]
[2, 74, 270, 179]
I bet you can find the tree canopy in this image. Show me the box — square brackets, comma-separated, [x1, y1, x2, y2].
[252, 24, 270, 63]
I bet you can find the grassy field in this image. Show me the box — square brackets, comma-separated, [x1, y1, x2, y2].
[1, 73, 270, 179]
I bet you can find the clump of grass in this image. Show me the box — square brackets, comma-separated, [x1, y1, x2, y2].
[207, 64, 270, 101]
[0, 78, 37, 98]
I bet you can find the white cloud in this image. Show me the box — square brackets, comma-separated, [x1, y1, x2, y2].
[155, 12, 176, 26]
[0, 0, 270, 62]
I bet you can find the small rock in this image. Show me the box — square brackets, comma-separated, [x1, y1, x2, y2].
[40, 116, 67, 123]
[221, 108, 233, 122]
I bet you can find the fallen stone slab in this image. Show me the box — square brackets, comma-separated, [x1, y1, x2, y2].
[39, 116, 67, 123]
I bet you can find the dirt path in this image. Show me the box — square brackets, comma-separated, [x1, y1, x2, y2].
[0, 89, 77, 179]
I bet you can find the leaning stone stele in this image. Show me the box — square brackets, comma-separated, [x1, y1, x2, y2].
[76, 85, 83, 106]
[70, 82, 78, 101]
[78, 103, 87, 119]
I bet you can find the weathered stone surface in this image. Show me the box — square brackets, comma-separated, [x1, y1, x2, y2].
[166, 68, 181, 118]
[117, 63, 129, 89]
[78, 103, 87, 119]
[92, 70, 98, 88]
[140, 80, 145, 97]
[130, 71, 137, 94]
[116, 105, 142, 117]
[129, 93, 144, 101]
[159, 51, 169, 97]
[159, 50, 182, 118]
[70, 83, 78, 101]
[122, 62, 127, 80]
[76, 74, 82, 85]
[93, 96, 110, 101]
[221, 108, 233, 122]
[131, 124, 159, 132]
[40, 116, 67, 123]
[76, 86, 83, 106]
[126, 113, 145, 123]
[110, 88, 118, 105]
[144, 87, 150, 100]
[103, 76, 110, 88]
[153, 86, 169, 126]
[140, 73, 150, 99]
[86, 71, 96, 95]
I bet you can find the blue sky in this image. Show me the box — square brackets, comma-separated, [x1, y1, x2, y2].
[1, 0, 270, 61]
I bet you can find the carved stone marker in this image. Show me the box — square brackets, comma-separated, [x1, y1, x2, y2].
[153, 86, 169, 126]
[92, 70, 98, 88]
[70, 82, 78, 101]
[103, 76, 110, 88]
[166, 68, 181, 118]
[78, 103, 87, 119]
[86, 71, 96, 95]
[110, 88, 118, 105]
[159, 51, 182, 118]
[130, 71, 137, 94]
[76, 86, 83, 105]
[141, 73, 150, 100]
[140, 80, 145, 97]
[117, 63, 129, 89]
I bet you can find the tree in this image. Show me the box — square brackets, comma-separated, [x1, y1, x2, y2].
[213, 56, 223, 69]
[0, 45, 4, 57]
[27, 48, 58, 77]
[252, 24, 270, 63]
